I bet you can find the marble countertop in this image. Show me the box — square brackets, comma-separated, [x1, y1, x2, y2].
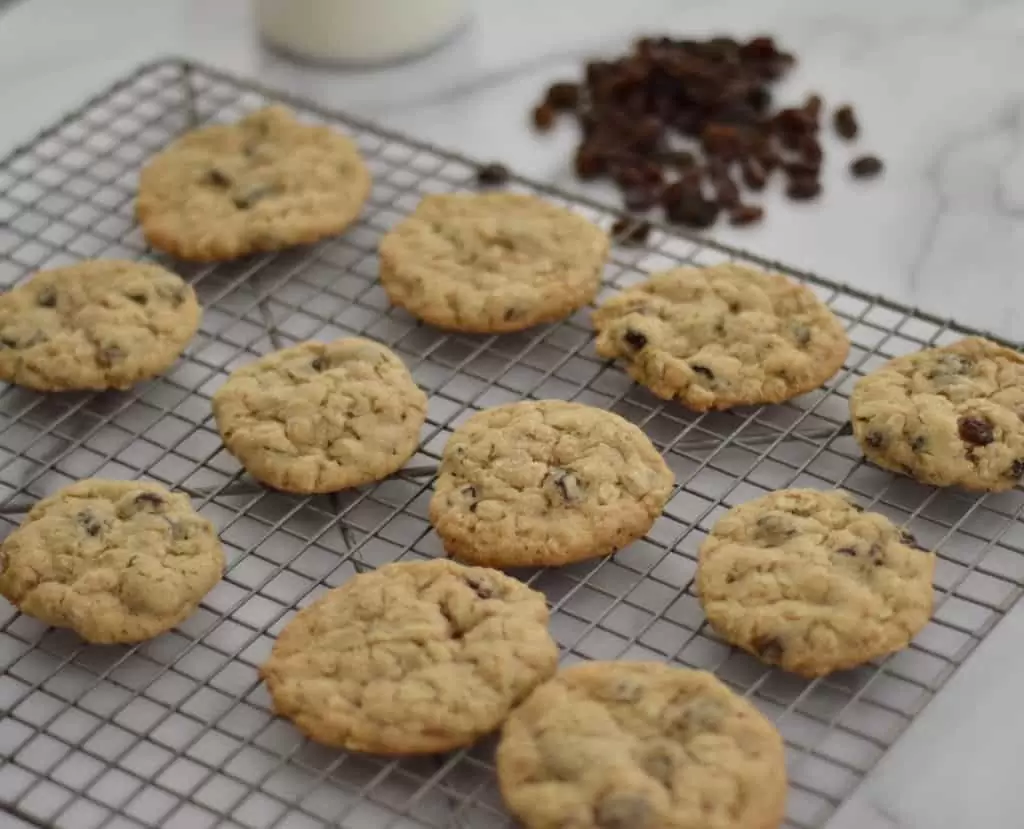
[0, 1, 1021, 827]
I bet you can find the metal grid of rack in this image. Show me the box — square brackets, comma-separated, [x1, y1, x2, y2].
[0, 58, 1021, 829]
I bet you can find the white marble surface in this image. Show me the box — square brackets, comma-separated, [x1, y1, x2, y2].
[0, 1, 1022, 827]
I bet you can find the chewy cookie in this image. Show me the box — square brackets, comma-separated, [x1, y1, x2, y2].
[592, 264, 849, 410]
[137, 106, 371, 261]
[497, 661, 787, 829]
[850, 337, 1024, 491]
[0, 260, 200, 391]
[0, 480, 224, 644]
[378, 192, 610, 333]
[430, 400, 674, 567]
[213, 338, 427, 494]
[697, 489, 935, 677]
[261, 559, 559, 754]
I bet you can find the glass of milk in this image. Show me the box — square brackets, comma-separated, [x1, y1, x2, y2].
[254, 0, 470, 66]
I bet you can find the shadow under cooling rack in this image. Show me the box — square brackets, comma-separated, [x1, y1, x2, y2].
[0, 58, 1022, 829]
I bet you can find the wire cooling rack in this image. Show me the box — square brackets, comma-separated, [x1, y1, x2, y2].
[0, 57, 1022, 829]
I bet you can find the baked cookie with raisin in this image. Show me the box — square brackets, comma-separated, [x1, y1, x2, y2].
[850, 337, 1024, 491]
[592, 264, 849, 411]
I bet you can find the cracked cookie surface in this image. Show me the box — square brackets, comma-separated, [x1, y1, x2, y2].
[497, 661, 787, 829]
[213, 337, 427, 494]
[429, 400, 674, 567]
[697, 489, 934, 677]
[0, 479, 224, 643]
[850, 337, 1024, 491]
[378, 192, 610, 333]
[0, 259, 200, 391]
[260, 559, 559, 754]
[592, 264, 849, 411]
[137, 106, 371, 261]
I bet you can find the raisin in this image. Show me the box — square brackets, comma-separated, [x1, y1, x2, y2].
[476, 162, 510, 187]
[126, 290, 148, 305]
[532, 103, 556, 131]
[0, 336, 17, 349]
[740, 158, 768, 190]
[752, 635, 784, 663]
[850, 155, 884, 178]
[502, 307, 519, 321]
[37, 287, 57, 308]
[729, 204, 764, 226]
[691, 364, 714, 380]
[701, 123, 743, 159]
[463, 576, 493, 600]
[711, 172, 740, 208]
[804, 93, 823, 122]
[911, 435, 927, 452]
[134, 491, 165, 509]
[799, 135, 824, 165]
[835, 546, 857, 556]
[784, 159, 820, 178]
[665, 192, 720, 229]
[77, 510, 103, 537]
[548, 468, 582, 502]
[96, 346, 124, 367]
[233, 184, 277, 209]
[204, 168, 232, 188]
[623, 330, 647, 350]
[833, 104, 858, 140]
[574, 143, 608, 179]
[899, 529, 927, 551]
[545, 81, 580, 110]
[311, 356, 327, 371]
[865, 431, 885, 448]
[610, 217, 652, 246]
[786, 175, 821, 200]
[958, 416, 994, 446]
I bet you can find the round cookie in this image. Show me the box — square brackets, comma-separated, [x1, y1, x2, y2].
[213, 337, 427, 494]
[137, 106, 371, 261]
[429, 400, 674, 567]
[592, 264, 850, 411]
[0, 479, 224, 644]
[697, 489, 935, 677]
[0, 259, 200, 391]
[378, 192, 610, 333]
[260, 559, 559, 754]
[496, 661, 788, 829]
[850, 337, 1024, 491]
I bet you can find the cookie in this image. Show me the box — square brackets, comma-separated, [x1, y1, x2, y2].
[850, 337, 1024, 491]
[696, 489, 935, 677]
[260, 559, 559, 754]
[137, 106, 371, 261]
[496, 661, 787, 829]
[0, 259, 200, 391]
[378, 192, 610, 333]
[592, 264, 850, 410]
[0, 480, 224, 644]
[430, 400, 674, 567]
[213, 337, 427, 493]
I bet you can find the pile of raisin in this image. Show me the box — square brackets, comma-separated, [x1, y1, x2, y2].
[529, 35, 884, 230]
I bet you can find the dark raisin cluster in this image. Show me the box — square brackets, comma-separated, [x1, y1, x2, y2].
[526, 34, 884, 231]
